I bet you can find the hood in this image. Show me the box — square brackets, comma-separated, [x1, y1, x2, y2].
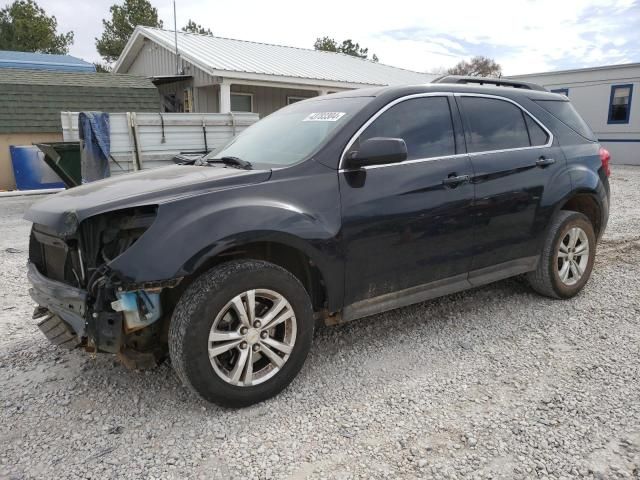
[24, 164, 271, 236]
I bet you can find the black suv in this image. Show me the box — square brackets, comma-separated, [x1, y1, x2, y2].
[25, 76, 611, 407]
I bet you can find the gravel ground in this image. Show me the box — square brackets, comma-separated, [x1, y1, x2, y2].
[1, 166, 639, 480]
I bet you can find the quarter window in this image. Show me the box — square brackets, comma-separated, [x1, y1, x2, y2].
[551, 88, 569, 96]
[460, 97, 531, 152]
[608, 84, 633, 124]
[524, 115, 549, 146]
[351, 97, 456, 161]
[534, 100, 595, 140]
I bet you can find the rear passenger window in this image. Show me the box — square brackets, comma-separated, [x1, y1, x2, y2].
[524, 115, 549, 146]
[460, 97, 530, 152]
[354, 96, 455, 160]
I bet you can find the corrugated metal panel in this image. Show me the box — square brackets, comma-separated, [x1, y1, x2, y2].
[128, 27, 435, 87]
[127, 41, 216, 87]
[61, 112, 259, 174]
[0, 50, 95, 72]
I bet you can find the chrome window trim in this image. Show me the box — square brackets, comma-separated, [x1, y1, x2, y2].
[338, 92, 454, 171]
[338, 91, 554, 171]
[455, 93, 554, 156]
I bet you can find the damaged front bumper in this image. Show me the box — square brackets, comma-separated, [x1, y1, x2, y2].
[28, 261, 87, 339]
[27, 261, 178, 367]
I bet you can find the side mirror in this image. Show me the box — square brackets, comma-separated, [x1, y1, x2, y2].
[345, 137, 407, 169]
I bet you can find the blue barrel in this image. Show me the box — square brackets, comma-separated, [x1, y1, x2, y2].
[10, 145, 65, 190]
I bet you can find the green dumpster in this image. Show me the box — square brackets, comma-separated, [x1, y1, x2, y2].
[35, 142, 81, 188]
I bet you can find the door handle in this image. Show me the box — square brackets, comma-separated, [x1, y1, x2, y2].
[536, 157, 556, 168]
[442, 174, 470, 187]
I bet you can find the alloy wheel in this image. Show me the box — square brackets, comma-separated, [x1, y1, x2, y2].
[207, 289, 297, 386]
[557, 227, 590, 286]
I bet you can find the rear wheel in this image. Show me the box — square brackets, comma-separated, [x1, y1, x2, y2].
[169, 260, 314, 407]
[527, 210, 596, 299]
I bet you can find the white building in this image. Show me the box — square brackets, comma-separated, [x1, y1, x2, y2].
[114, 27, 435, 118]
[510, 63, 640, 165]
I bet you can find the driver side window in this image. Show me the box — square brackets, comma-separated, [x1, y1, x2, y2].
[349, 96, 456, 161]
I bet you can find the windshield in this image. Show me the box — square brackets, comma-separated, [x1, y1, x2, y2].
[205, 96, 369, 168]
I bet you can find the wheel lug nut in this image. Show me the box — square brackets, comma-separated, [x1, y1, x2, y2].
[260, 331, 268, 339]
[240, 327, 248, 335]
[253, 320, 261, 328]
[252, 345, 260, 352]
[240, 342, 248, 349]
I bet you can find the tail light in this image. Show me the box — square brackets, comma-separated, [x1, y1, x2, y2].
[599, 147, 611, 177]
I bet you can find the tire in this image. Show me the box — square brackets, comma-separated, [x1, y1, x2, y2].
[169, 260, 314, 407]
[527, 210, 596, 299]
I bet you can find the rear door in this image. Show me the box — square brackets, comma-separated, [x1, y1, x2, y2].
[455, 94, 563, 274]
[339, 94, 475, 306]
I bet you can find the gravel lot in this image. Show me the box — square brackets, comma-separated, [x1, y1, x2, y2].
[1, 167, 639, 480]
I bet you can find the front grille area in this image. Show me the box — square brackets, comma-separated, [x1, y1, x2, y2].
[29, 226, 74, 284]
[28, 230, 45, 273]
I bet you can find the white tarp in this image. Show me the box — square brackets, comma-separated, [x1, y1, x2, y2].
[61, 111, 259, 175]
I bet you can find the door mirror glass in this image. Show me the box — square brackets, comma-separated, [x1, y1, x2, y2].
[346, 137, 407, 169]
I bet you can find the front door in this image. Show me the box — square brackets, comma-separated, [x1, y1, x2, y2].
[455, 94, 569, 272]
[339, 94, 475, 306]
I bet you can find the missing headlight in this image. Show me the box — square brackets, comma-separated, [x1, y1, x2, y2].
[80, 206, 158, 289]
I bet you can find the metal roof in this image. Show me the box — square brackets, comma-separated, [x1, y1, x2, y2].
[508, 62, 640, 79]
[115, 27, 435, 87]
[0, 50, 95, 72]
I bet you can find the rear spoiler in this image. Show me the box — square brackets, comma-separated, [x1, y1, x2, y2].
[432, 75, 547, 92]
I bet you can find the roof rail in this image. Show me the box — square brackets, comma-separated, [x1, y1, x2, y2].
[431, 75, 547, 92]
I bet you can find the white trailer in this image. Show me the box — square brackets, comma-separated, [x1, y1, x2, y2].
[61, 111, 259, 174]
[510, 63, 640, 166]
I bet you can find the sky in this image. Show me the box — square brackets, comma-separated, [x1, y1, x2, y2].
[26, 0, 640, 75]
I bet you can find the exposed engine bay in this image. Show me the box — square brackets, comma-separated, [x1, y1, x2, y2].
[28, 206, 181, 369]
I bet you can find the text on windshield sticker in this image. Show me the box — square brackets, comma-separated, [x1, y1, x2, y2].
[303, 112, 346, 122]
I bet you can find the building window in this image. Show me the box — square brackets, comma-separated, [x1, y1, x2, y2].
[230, 93, 253, 112]
[287, 96, 306, 105]
[608, 84, 633, 124]
[551, 88, 569, 96]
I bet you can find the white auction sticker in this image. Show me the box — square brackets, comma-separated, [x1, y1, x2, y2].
[303, 112, 346, 122]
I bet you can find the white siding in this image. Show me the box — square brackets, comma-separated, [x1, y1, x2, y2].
[511, 64, 640, 165]
[124, 40, 320, 117]
[196, 85, 219, 112]
[127, 38, 216, 87]
[230, 85, 317, 117]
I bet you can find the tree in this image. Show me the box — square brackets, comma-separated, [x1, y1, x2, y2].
[94, 62, 111, 73]
[96, 0, 162, 64]
[313, 36, 338, 53]
[448, 56, 501, 77]
[182, 19, 212, 35]
[0, 0, 73, 54]
[314, 36, 379, 62]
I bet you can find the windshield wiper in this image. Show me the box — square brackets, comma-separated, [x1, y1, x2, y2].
[205, 156, 253, 170]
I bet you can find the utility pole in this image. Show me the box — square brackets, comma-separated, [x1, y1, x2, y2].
[173, 0, 180, 74]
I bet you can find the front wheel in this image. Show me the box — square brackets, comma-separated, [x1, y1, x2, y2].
[527, 210, 596, 299]
[169, 260, 314, 407]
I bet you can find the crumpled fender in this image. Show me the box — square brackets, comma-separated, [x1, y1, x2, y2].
[108, 168, 343, 309]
